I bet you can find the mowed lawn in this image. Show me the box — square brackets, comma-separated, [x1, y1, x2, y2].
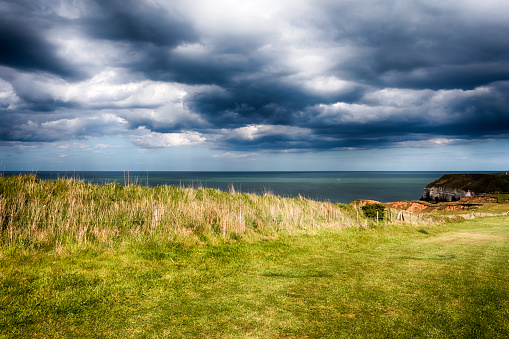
[1, 216, 508, 338]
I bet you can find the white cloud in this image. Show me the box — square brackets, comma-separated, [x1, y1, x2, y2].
[6, 67, 190, 110]
[314, 102, 404, 123]
[0, 77, 19, 109]
[212, 151, 258, 159]
[132, 127, 206, 148]
[301, 76, 358, 97]
[41, 113, 126, 131]
[361, 88, 435, 108]
[54, 35, 141, 72]
[55, 69, 187, 108]
[180, 0, 297, 35]
[12, 113, 128, 141]
[312, 84, 504, 126]
[393, 137, 467, 148]
[225, 124, 312, 141]
[94, 144, 126, 149]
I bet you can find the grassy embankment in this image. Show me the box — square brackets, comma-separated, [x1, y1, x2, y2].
[1, 175, 509, 337]
[0, 174, 362, 252]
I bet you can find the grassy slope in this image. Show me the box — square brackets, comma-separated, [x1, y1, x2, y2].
[2, 217, 508, 338]
[0, 175, 356, 250]
[1, 175, 509, 337]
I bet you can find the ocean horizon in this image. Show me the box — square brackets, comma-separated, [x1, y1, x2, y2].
[3, 170, 497, 204]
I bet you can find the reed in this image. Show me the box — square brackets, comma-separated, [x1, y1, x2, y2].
[0, 174, 364, 251]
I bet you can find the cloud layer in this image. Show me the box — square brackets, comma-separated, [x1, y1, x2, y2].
[1, 0, 509, 157]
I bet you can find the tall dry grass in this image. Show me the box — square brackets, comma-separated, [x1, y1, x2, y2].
[0, 174, 363, 251]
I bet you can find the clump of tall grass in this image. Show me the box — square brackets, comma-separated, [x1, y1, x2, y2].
[0, 174, 363, 252]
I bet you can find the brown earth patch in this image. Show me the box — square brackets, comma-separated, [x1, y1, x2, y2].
[385, 200, 487, 213]
[443, 204, 472, 211]
[407, 203, 428, 213]
[364, 196, 500, 214]
[385, 201, 430, 213]
[386, 201, 411, 210]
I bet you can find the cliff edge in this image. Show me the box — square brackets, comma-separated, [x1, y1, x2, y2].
[421, 173, 509, 202]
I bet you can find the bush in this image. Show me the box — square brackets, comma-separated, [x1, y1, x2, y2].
[362, 203, 386, 220]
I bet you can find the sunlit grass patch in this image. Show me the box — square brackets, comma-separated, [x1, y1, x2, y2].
[2, 217, 509, 337]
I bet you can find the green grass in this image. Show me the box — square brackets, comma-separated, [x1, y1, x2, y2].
[2, 215, 508, 338]
[489, 194, 509, 204]
[1, 175, 508, 337]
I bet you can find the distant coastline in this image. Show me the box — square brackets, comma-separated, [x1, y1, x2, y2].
[422, 172, 509, 202]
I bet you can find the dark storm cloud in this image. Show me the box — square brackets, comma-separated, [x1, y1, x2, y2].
[174, 1, 509, 149]
[314, 0, 509, 90]
[437, 82, 509, 136]
[297, 83, 509, 150]
[130, 44, 265, 85]
[0, 0, 508, 152]
[185, 78, 330, 128]
[0, 2, 81, 79]
[82, 0, 197, 47]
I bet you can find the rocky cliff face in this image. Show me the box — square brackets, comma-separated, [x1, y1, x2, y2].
[421, 173, 509, 203]
[421, 187, 475, 202]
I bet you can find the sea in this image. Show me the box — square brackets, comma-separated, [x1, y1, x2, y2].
[1, 171, 464, 204]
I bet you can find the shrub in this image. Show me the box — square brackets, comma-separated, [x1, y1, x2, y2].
[362, 203, 386, 220]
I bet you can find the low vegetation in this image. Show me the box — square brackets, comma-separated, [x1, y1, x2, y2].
[1, 175, 508, 337]
[361, 202, 386, 220]
[0, 174, 361, 252]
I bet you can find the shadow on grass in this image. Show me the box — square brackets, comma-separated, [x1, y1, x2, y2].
[259, 269, 333, 278]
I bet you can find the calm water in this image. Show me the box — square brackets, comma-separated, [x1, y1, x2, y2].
[4, 171, 452, 203]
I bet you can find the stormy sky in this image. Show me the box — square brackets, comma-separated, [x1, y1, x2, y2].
[1, 0, 509, 171]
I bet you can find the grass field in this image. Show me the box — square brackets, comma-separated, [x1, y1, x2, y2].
[1, 176, 508, 337]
